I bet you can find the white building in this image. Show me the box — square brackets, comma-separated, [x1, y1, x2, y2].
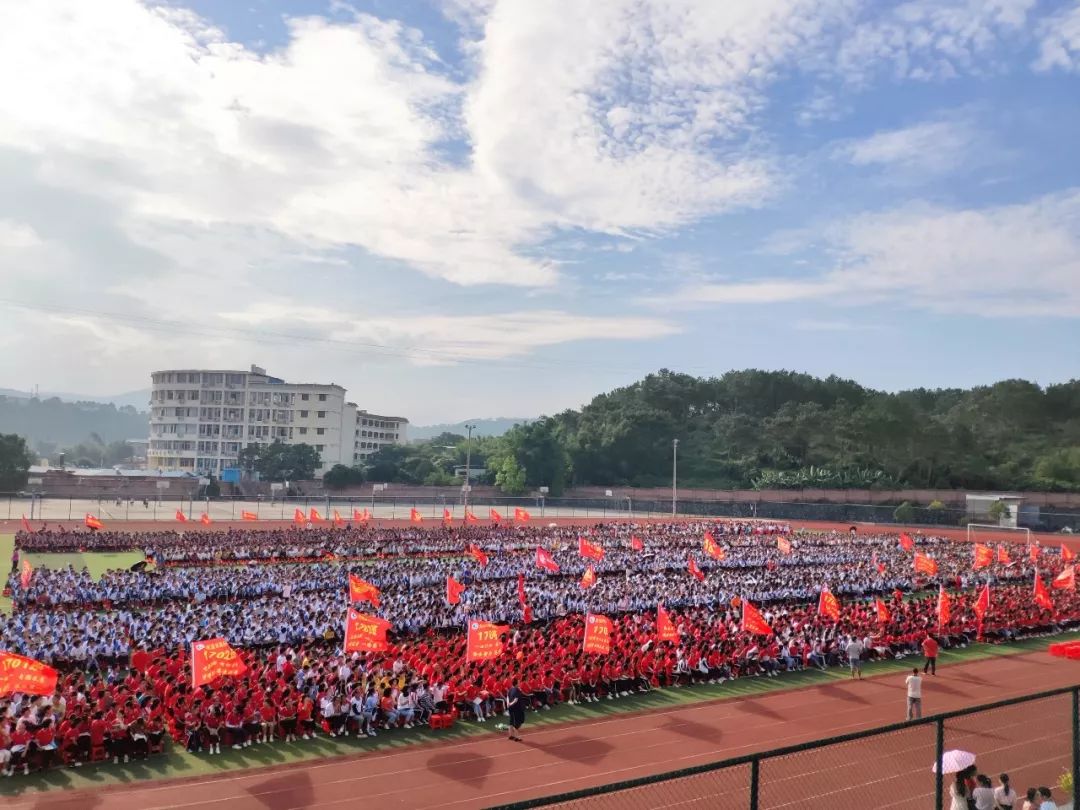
[148, 365, 408, 476]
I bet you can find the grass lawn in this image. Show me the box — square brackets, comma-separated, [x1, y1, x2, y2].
[0, 631, 1073, 798]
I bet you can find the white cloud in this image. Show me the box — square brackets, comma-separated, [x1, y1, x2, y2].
[659, 189, 1080, 316]
[836, 116, 979, 175]
[1033, 3, 1080, 73]
[0, 220, 41, 248]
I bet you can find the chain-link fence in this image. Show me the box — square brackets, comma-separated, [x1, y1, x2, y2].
[491, 687, 1080, 810]
[4, 493, 1080, 531]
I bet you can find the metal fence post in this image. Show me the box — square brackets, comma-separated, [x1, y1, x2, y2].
[1073, 688, 1079, 809]
[749, 757, 759, 810]
[934, 717, 944, 810]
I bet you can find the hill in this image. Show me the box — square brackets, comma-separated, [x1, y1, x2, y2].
[0, 395, 148, 452]
[409, 418, 531, 442]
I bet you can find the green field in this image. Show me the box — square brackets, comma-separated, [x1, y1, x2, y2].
[0, 631, 1070, 797]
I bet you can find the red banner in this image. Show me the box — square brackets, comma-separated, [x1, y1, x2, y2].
[410, 508, 423, 524]
[536, 547, 560, 573]
[972, 544, 993, 570]
[516, 573, 527, 607]
[175, 510, 188, 523]
[85, 514, 104, 531]
[579, 536, 605, 561]
[19, 559, 32, 590]
[937, 587, 951, 627]
[348, 574, 381, 607]
[996, 546, 1011, 565]
[582, 613, 613, 655]
[741, 600, 773, 636]
[580, 565, 597, 589]
[241, 510, 258, 521]
[776, 536, 792, 555]
[1053, 566, 1076, 591]
[344, 610, 391, 653]
[466, 544, 489, 567]
[704, 532, 725, 560]
[973, 584, 991, 621]
[0, 651, 58, 696]
[875, 599, 891, 623]
[514, 507, 531, 522]
[1034, 571, 1054, 610]
[466, 620, 508, 662]
[656, 603, 678, 642]
[631, 535, 644, 552]
[899, 532, 914, 552]
[817, 587, 840, 622]
[914, 553, 938, 576]
[447, 576, 466, 605]
[293, 508, 307, 525]
[190, 638, 246, 688]
[309, 508, 324, 524]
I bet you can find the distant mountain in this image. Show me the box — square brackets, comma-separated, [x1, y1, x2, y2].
[0, 387, 151, 410]
[409, 417, 532, 442]
[0, 395, 149, 451]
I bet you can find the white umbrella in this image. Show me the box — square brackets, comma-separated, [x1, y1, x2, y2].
[932, 750, 976, 774]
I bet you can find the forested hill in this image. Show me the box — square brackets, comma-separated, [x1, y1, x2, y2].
[0, 395, 147, 451]
[555, 370, 1080, 491]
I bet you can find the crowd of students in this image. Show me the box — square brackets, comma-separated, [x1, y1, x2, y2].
[1, 521, 1077, 776]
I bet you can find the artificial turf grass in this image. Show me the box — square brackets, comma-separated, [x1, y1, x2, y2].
[0, 631, 1071, 797]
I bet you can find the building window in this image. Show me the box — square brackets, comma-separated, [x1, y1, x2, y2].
[317, 411, 326, 418]
[316, 444, 324, 452]
[298, 427, 307, 435]
[318, 393, 327, 401]
[299, 410, 308, 417]
[316, 428, 325, 435]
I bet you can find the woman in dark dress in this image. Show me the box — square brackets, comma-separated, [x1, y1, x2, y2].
[506, 681, 525, 742]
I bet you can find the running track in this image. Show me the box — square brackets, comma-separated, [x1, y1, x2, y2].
[8, 650, 1078, 810]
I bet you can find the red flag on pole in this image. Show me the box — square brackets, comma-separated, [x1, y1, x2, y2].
[579, 536, 605, 561]
[20, 558, 32, 589]
[776, 536, 792, 555]
[200, 513, 212, 525]
[656, 603, 678, 642]
[190, 638, 246, 688]
[582, 613, 613, 654]
[972, 544, 993, 570]
[973, 584, 991, 621]
[817, 586, 840, 622]
[914, 553, 938, 576]
[630, 535, 644, 552]
[489, 508, 502, 524]
[344, 610, 391, 653]
[875, 599, 891, 623]
[1062, 544, 1076, 563]
[536, 547, 560, 572]
[704, 532, 725, 560]
[309, 508, 324, 524]
[937, 586, 951, 628]
[353, 508, 371, 523]
[741, 600, 773, 635]
[1053, 566, 1076, 591]
[293, 508, 307, 525]
[514, 507, 531, 523]
[899, 532, 914, 552]
[466, 544, 489, 567]
[84, 514, 104, 531]
[688, 557, 705, 581]
[996, 545, 1011, 565]
[446, 576, 466, 605]
[443, 508, 453, 525]
[516, 573, 527, 606]
[348, 574, 381, 607]
[241, 510, 257, 521]
[20, 515, 31, 533]
[464, 509, 478, 525]
[580, 564, 597, 589]
[466, 620, 507, 662]
[410, 508, 423, 524]
[1029, 543, 1040, 563]
[332, 509, 345, 527]
[175, 510, 188, 523]
[1034, 571, 1054, 610]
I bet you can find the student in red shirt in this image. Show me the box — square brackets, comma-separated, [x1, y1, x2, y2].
[33, 719, 58, 771]
[9, 725, 31, 776]
[922, 634, 940, 675]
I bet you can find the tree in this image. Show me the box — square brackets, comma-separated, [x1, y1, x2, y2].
[893, 501, 915, 523]
[323, 464, 366, 489]
[237, 441, 320, 481]
[987, 499, 1009, 523]
[0, 433, 32, 491]
[495, 456, 527, 495]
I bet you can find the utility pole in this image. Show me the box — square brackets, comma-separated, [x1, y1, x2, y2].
[672, 438, 679, 517]
[463, 423, 476, 509]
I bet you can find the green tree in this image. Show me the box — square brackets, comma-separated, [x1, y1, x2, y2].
[0, 433, 33, 491]
[893, 501, 915, 523]
[495, 456, 527, 495]
[237, 441, 320, 481]
[987, 500, 1008, 522]
[323, 464, 366, 489]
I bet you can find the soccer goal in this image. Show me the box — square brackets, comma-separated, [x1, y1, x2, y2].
[966, 523, 1032, 546]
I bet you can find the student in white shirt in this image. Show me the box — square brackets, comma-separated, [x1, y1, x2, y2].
[1037, 786, 1058, 809]
[905, 669, 922, 720]
[994, 773, 1017, 810]
[971, 774, 995, 810]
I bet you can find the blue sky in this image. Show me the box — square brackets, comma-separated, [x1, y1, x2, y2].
[0, 0, 1078, 423]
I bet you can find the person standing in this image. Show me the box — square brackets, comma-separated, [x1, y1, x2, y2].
[905, 668, 922, 720]
[846, 636, 864, 679]
[506, 680, 525, 742]
[994, 774, 1017, 810]
[922, 634, 939, 675]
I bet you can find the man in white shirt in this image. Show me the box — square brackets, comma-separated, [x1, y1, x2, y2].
[905, 668, 922, 720]
[845, 638, 864, 679]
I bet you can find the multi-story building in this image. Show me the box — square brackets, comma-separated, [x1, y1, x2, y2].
[148, 365, 408, 476]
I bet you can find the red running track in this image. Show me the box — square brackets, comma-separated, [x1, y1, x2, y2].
[8, 649, 1078, 810]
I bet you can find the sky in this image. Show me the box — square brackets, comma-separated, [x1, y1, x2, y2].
[0, 0, 1078, 424]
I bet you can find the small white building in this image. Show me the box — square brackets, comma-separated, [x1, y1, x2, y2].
[965, 493, 1040, 528]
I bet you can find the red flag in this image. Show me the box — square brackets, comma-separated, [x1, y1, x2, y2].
[579, 536, 605, 561]
[580, 564, 597, 589]
[84, 514, 104, 531]
[446, 576, 466, 605]
[914, 552, 938, 576]
[190, 638, 246, 688]
[410, 508, 423, 524]
[1034, 571, 1054, 610]
[0, 651, 58, 696]
[489, 508, 502, 524]
[656, 603, 678, 642]
[688, 557, 705, 581]
[466, 544, 489, 566]
[536, 547, 560, 573]
[174, 510, 188, 523]
[514, 507, 531, 523]
[19, 515, 31, 533]
[344, 610, 391, 653]
[332, 509, 345, 527]
[996, 545, 1011, 565]
[875, 599, 891, 623]
[443, 508, 453, 525]
[20, 558, 32, 589]
[817, 586, 840, 622]
[973, 584, 991, 621]
[200, 513, 212, 525]
[972, 544, 993, 570]
[523, 604, 533, 623]
[1053, 566, 1076, 591]
[464, 509, 478, 525]
[1062, 544, 1076, 563]
[293, 508, 307, 525]
[741, 599, 773, 636]
[348, 574, 380, 607]
[353, 508, 371, 523]
[1029, 543, 1040, 563]
[241, 510, 258, 521]
[466, 620, 508, 661]
[516, 573, 527, 606]
[630, 535, 644, 552]
[704, 532, 725, 560]
[777, 536, 792, 555]
[582, 613, 613, 654]
[309, 508, 324, 524]
[937, 586, 950, 628]
[899, 532, 914, 552]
